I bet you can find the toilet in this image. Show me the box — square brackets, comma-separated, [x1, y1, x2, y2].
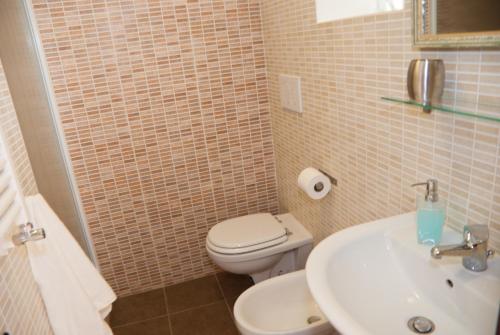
[234, 270, 334, 335]
[206, 213, 313, 283]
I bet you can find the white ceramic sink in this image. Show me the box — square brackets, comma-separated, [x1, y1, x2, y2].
[306, 212, 500, 335]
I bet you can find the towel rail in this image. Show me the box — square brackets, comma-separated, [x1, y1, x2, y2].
[12, 222, 46, 245]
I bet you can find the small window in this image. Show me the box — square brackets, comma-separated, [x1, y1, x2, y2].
[316, 0, 404, 23]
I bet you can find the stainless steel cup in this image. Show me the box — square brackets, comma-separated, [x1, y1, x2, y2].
[407, 59, 445, 109]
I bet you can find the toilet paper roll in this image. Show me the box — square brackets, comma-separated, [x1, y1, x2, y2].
[297, 167, 332, 200]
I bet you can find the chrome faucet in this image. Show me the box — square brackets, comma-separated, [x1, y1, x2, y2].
[430, 225, 495, 272]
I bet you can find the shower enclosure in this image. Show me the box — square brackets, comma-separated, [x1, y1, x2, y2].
[0, 0, 96, 262]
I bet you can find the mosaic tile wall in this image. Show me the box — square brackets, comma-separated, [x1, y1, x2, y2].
[260, 0, 500, 250]
[31, 0, 278, 296]
[0, 60, 53, 334]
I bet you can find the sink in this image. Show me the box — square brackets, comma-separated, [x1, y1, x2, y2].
[306, 212, 500, 335]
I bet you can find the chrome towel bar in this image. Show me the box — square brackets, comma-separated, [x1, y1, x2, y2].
[12, 222, 46, 246]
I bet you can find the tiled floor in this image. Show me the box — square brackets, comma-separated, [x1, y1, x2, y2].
[110, 272, 254, 335]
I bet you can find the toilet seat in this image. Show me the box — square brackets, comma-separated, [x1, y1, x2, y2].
[207, 213, 288, 255]
[207, 235, 288, 255]
[206, 213, 314, 283]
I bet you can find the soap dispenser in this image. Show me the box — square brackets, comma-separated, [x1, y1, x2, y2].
[411, 179, 445, 245]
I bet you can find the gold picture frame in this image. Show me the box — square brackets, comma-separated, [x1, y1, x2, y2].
[413, 0, 500, 48]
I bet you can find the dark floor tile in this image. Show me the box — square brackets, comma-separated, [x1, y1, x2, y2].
[216, 272, 253, 298]
[165, 275, 223, 313]
[225, 295, 238, 314]
[110, 289, 167, 327]
[112, 316, 170, 335]
[170, 301, 239, 335]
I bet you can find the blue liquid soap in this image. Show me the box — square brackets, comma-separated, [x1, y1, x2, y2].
[416, 196, 445, 245]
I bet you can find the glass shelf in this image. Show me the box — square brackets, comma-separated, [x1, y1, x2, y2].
[381, 96, 500, 123]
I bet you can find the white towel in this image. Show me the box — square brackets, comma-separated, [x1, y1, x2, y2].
[26, 194, 116, 335]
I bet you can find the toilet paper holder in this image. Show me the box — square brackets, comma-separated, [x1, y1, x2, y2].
[318, 169, 338, 187]
[298, 167, 337, 200]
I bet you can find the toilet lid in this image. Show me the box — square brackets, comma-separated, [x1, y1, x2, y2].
[207, 213, 287, 253]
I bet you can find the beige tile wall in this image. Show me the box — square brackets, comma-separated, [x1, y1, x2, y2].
[260, 0, 500, 250]
[0, 60, 53, 334]
[31, 0, 278, 296]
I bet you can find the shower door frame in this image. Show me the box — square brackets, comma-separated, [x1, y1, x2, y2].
[20, 0, 99, 266]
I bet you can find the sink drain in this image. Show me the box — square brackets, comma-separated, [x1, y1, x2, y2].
[307, 315, 321, 324]
[407, 316, 435, 334]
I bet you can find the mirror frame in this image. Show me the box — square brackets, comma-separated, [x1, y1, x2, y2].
[413, 0, 500, 48]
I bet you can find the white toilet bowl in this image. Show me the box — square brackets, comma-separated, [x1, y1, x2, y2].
[206, 213, 313, 283]
[234, 270, 334, 335]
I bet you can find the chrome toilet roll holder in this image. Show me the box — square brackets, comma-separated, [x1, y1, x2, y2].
[318, 169, 338, 187]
